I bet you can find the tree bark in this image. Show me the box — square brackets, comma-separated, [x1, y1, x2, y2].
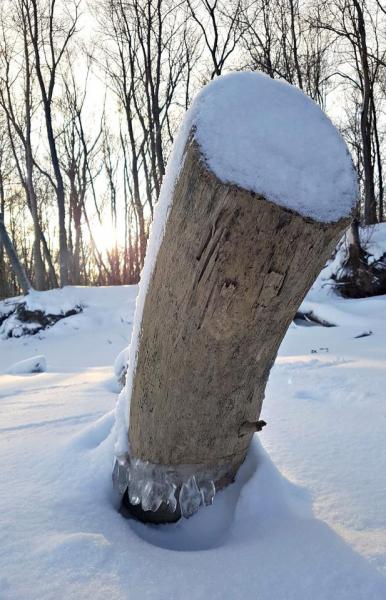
[125, 139, 352, 523]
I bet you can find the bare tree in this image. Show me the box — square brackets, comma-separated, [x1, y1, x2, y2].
[314, 0, 385, 225]
[186, 0, 244, 79]
[59, 53, 105, 284]
[0, 119, 14, 298]
[97, 0, 195, 268]
[24, 0, 80, 285]
[0, 1, 49, 289]
[239, 0, 331, 105]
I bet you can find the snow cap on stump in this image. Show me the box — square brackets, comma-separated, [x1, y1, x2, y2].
[192, 72, 357, 222]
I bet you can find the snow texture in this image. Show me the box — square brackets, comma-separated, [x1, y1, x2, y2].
[1, 283, 386, 598]
[194, 72, 357, 223]
[7, 354, 47, 375]
[114, 70, 357, 460]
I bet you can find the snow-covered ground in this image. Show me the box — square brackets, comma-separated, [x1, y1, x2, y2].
[0, 281, 386, 599]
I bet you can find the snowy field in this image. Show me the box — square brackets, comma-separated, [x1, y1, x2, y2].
[0, 281, 386, 599]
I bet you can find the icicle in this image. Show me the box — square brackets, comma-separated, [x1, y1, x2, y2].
[199, 479, 216, 506]
[179, 476, 202, 518]
[113, 452, 221, 519]
[112, 459, 128, 496]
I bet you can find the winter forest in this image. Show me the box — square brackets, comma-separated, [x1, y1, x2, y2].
[0, 0, 386, 297]
[2, 1, 386, 599]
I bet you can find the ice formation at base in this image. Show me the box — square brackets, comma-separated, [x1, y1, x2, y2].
[112, 454, 217, 518]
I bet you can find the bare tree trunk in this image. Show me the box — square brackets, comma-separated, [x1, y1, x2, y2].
[353, 0, 377, 225]
[23, 9, 45, 291]
[0, 212, 32, 295]
[45, 107, 70, 286]
[124, 139, 351, 523]
[0, 240, 7, 299]
[0, 175, 9, 299]
[39, 226, 58, 288]
[289, 0, 303, 90]
[371, 95, 384, 222]
[26, 0, 78, 286]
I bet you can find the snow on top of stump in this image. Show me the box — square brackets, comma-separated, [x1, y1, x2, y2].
[192, 72, 357, 223]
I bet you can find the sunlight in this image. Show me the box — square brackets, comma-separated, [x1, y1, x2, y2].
[91, 219, 119, 255]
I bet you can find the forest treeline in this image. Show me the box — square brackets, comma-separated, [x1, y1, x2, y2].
[0, 0, 385, 298]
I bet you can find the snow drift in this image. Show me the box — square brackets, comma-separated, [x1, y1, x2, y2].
[7, 355, 47, 375]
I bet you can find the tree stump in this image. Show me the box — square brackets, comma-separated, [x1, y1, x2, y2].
[114, 72, 357, 524]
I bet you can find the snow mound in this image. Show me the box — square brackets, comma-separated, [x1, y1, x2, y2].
[24, 288, 84, 315]
[7, 355, 47, 375]
[292, 224, 386, 330]
[358, 223, 386, 264]
[0, 286, 136, 339]
[193, 71, 357, 222]
[307, 223, 386, 301]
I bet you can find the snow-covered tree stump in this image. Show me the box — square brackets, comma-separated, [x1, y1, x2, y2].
[114, 72, 357, 524]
